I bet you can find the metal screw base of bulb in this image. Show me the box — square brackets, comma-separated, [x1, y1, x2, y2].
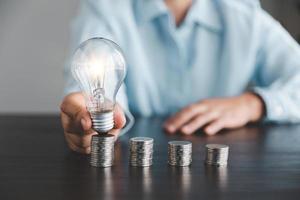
[91, 111, 114, 133]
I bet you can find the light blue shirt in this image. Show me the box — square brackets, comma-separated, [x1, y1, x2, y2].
[65, 0, 300, 123]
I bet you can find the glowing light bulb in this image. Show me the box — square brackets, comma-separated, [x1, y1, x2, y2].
[72, 38, 126, 133]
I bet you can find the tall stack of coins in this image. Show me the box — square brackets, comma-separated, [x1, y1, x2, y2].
[205, 144, 229, 166]
[90, 134, 115, 167]
[168, 141, 192, 166]
[129, 137, 154, 167]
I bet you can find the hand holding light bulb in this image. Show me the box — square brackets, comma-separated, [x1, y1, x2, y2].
[71, 38, 127, 133]
[61, 37, 127, 154]
[60, 92, 126, 154]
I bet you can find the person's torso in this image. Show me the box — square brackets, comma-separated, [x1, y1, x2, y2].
[103, 0, 262, 116]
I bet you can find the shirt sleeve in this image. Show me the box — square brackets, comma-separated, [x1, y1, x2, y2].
[63, 0, 129, 110]
[252, 8, 300, 123]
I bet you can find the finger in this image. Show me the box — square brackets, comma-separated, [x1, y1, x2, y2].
[81, 116, 93, 132]
[61, 112, 81, 134]
[181, 110, 220, 135]
[66, 138, 91, 154]
[204, 119, 226, 135]
[164, 104, 208, 133]
[61, 111, 91, 134]
[65, 131, 97, 148]
[114, 104, 126, 129]
[205, 115, 248, 135]
[60, 93, 86, 119]
[60, 93, 92, 134]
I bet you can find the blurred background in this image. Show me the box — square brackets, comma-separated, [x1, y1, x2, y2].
[0, 0, 299, 114]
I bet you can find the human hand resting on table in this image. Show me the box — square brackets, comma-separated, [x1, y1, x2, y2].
[60, 92, 126, 154]
[164, 92, 265, 135]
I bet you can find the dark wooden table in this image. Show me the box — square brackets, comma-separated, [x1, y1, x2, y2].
[1, 115, 300, 200]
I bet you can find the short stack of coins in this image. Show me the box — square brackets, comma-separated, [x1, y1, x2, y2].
[205, 144, 229, 166]
[168, 141, 192, 166]
[90, 134, 115, 167]
[129, 137, 154, 167]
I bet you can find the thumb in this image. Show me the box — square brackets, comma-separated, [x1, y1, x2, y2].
[80, 115, 92, 132]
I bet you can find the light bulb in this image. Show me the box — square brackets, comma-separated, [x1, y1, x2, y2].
[71, 38, 126, 133]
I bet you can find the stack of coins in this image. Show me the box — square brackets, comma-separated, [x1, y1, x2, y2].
[90, 134, 115, 167]
[205, 144, 229, 166]
[129, 137, 154, 167]
[168, 141, 192, 166]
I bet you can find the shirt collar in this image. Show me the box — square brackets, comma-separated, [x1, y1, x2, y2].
[186, 0, 223, 32]
[135, 0, 169, 24]
[135, 0, 223, 32]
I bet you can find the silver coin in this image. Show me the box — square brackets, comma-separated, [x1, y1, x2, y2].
[205, 143, 229, 166]
[90, 134, 115, 168]
[168, 141, 192, 146]
[129, 137, 154, 167]
[168, 140, 192, 167]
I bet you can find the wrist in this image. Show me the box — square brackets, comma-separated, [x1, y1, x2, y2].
[241, 92, 266, 122]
